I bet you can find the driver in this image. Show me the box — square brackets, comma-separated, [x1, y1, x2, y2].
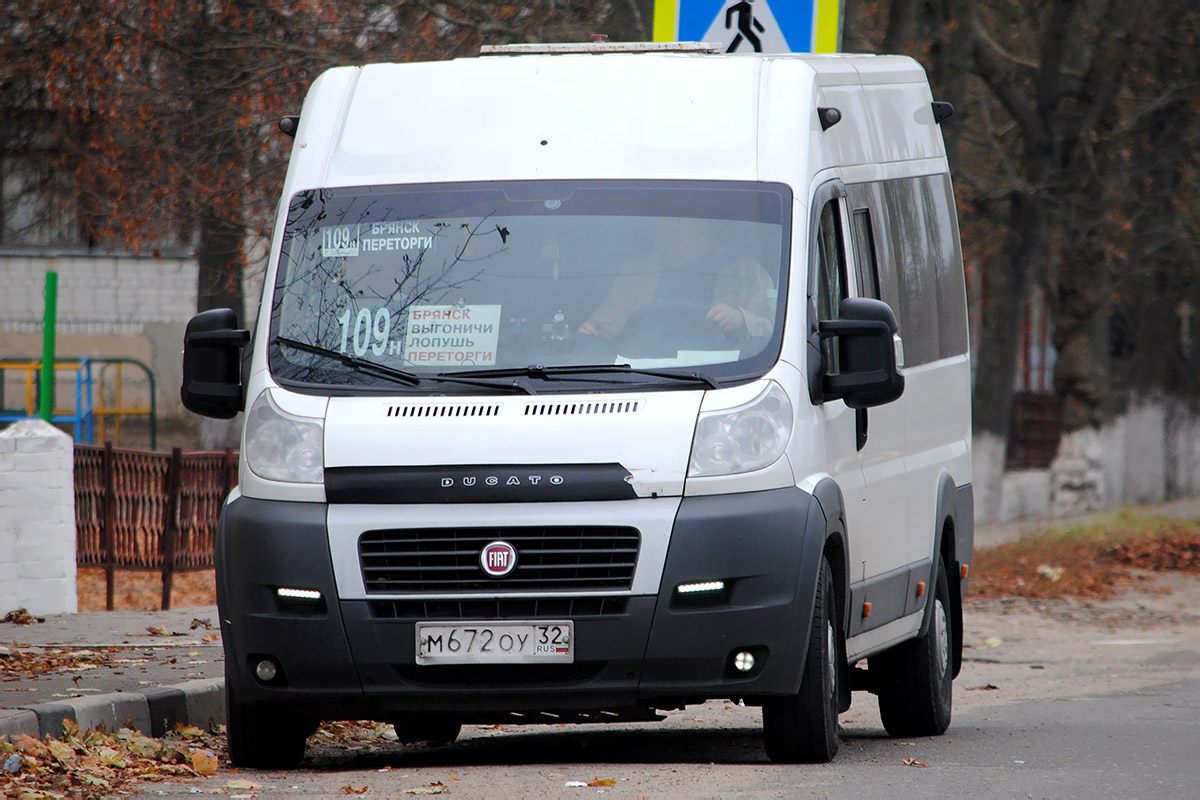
[577, 220, 774, 341]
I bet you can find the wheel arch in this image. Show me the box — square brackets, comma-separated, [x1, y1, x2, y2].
[929, 471, 966, 677]
[808, 476, 851, 641]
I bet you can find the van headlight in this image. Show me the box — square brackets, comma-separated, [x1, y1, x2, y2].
[244, 389, 324, 484]
[688, 381, 792, 477]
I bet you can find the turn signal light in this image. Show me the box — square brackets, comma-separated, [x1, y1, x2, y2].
[863, 602, 872, 618]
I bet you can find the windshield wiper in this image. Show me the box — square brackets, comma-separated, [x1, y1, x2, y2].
[278, 336, 420, 385]
[444, 363, 723, 390]
[276, 337, 535, 394]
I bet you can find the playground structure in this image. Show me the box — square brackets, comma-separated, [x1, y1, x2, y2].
[0, 357, 158, 449]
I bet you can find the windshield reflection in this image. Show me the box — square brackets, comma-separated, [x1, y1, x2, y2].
[269, 180, 790, 390]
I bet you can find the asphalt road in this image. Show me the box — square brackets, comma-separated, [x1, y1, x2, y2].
[129, 574, 1200, 798]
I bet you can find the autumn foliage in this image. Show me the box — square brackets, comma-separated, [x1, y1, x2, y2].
[971, 513, 1200, 600]
[1, 0, 635, 318]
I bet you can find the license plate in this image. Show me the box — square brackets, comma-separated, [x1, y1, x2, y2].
[415, 621, 574, 665]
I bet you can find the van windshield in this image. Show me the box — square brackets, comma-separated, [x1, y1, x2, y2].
[269, 180, 790, 391]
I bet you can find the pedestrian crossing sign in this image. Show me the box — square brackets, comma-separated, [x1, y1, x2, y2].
[653, 0, 842, 54]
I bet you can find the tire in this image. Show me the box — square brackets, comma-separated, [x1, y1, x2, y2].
[225, 678, 312, 769]
[873, 558, 953, 737]
[762, 556, 841, 763]
[392, 716, 462, 746]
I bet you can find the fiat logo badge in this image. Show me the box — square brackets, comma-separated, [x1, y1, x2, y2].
[480, 541, 517, 577]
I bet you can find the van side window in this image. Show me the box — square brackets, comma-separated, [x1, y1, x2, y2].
[851, 208, 880, 300]
[816, 200, 848, 371]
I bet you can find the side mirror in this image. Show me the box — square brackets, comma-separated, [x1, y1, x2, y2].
[819, 297, 904, 409]
[181, 309, 251, 419]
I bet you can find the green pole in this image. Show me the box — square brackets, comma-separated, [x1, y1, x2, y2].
[39, 271, 58, 422]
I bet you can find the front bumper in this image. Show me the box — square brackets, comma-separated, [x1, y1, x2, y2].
[216, 487, 828, 721]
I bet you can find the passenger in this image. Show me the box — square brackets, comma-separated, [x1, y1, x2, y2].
[578, 221, 774, 342]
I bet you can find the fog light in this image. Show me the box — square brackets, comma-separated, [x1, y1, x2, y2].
[677, 580, 725, 595]
[733, 651, 755, 672]
[255, 658, 279, 682]
[277, 587, 322, 601]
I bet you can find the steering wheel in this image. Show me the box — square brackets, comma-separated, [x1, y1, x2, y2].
[614, 298, 726, 358]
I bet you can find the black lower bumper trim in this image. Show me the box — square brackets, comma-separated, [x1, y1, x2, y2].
[218, 486, 825, 718]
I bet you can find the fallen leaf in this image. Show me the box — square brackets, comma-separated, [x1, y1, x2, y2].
[190, 618, 214, 630]
[175, 723, 206, 739]
[146, 625, 168, 636]
[981, 637, 1004, 648]
[407, 782, 449, 795]
[126, 734, 163, 759]
[3, 608, 45, 625]
[967, 684, 999, 691]
[588, 777, 618, 787]
[190, 748, 219, 776]
[13, 733, 48, 759]
[201, 633, 220, 643]
[342, 785, 369, 794]
[1036, 564, 1065, 582]
[78, 771, 112, 789]
[902, 757, 928, 767]
[97, 745, 126, 768]
[48, 739, 77, 764]
[226, 779, 262, 790]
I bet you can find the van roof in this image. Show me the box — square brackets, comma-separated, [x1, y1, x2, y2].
[480, 41, 725, 55]
[283, 50, 944, 193]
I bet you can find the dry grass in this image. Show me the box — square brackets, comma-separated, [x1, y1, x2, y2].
[971, 510, 1200, 600]
[76, 568, 217, 612]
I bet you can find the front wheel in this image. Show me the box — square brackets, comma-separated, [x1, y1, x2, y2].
[392, 715, 462, 746]
[225, 678, 313, 769]
[872, 558, 954, 737]
[762, 555, 841, 763]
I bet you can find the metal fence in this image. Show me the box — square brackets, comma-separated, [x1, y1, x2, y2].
[75, 443, 237, 610]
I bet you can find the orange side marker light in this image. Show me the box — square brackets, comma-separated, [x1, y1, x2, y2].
[916, 581, 926, 598]
[961, 564, 970, 579]
[862, 602, 872, 618]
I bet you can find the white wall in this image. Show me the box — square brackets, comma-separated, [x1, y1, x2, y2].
[0, 419, 77, 614]
[0, 254, 197, 335]
[976, 396, 1200, 525]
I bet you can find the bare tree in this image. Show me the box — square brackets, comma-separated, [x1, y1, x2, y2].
[0, 0, 635, 324]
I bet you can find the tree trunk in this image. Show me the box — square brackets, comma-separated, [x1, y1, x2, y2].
[971, 192, 1046, 440]
[196, 208, 245, 324]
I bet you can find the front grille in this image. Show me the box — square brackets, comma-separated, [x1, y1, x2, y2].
[369, 597, 630, 620]
[394, 661, 606, 688]
[359, 526, 640, 594]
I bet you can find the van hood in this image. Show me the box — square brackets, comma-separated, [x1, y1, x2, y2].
[322, 391, 704, 500]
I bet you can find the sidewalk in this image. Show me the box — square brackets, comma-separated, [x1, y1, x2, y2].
[0, 606, 223, 739]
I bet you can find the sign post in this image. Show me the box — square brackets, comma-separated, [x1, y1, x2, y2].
[653, 0, 842, 54]
[39, 271, 58, 423]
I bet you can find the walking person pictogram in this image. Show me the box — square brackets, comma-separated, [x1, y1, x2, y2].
[725, 0, 766, 53]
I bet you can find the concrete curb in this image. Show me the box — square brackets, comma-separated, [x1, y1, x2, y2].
[0, 678, 224, 740]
